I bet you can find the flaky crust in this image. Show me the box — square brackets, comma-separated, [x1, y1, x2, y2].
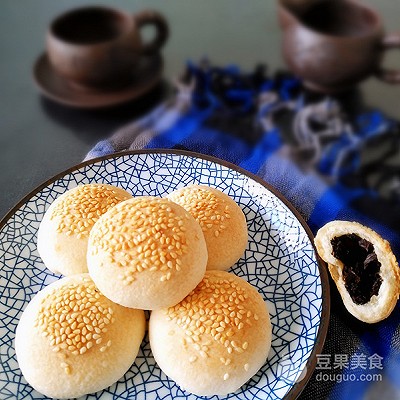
[315, 221, 400, 323]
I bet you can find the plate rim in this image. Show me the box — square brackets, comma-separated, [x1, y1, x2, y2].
[0, 149, 330, 400]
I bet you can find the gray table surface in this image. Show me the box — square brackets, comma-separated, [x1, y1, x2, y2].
[0, 1, 399, 399]
[1, 0, 400, 219]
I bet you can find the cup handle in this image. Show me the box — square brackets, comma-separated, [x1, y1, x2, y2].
[134, 10, 169, 55]
[376, 33, 400, 84]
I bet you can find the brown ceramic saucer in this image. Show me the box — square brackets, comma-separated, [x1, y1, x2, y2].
[33, 52, 163, 108]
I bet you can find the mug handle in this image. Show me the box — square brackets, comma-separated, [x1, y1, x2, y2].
[134, 10, 169, 55]
[376, 33, 400, 84]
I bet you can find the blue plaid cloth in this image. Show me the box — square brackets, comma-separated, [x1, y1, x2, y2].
[85, 62, 400, 400]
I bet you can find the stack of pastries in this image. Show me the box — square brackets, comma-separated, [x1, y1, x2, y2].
[15, 184, 272, 398]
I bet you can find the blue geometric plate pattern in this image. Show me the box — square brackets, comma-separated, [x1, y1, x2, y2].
[0, 151, 329, 400]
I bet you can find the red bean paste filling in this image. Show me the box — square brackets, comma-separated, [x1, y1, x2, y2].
[331, 234, 382, 305]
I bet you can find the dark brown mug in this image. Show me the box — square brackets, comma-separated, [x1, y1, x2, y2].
[278, 0, 400, 93]
[47, 6, 169, 89]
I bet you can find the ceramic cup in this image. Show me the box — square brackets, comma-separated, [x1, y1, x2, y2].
[47, 6, 169, 89]
[278, 0, 400, 93]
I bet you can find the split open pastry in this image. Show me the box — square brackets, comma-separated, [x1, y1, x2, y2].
[315, 220, 400, 323]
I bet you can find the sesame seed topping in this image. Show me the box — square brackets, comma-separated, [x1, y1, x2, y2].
[244, 363, 250, 371]
[90, 197, 189, 282]
[35, 280, 114, 356]
[51, 185, 130, 237]
[167, 272, 256, 361]
[223, 373, 230, 381]
[168, 186, 231, 236]
[199, 350, 208, 358]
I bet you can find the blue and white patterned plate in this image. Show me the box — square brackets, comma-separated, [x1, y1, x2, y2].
[0, 150, 329, 400]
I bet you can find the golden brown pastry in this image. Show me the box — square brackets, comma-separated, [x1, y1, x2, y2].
[37, 184, 132, 276]
[149, 270, 272, 396]
[315, 220, 400, 323]
[15, 274, 145, 399]
[167, 185, 248, 271]
[87, 196, 207, 310]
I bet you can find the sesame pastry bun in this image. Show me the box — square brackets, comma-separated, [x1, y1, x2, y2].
[149, 270, 272, 396]
[15, 274, 145, 399]
[167, 185, 248, 271]
[315, 221, 400, 323]
[87, 196, 208, 310]
[37, 184, 132, 276]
